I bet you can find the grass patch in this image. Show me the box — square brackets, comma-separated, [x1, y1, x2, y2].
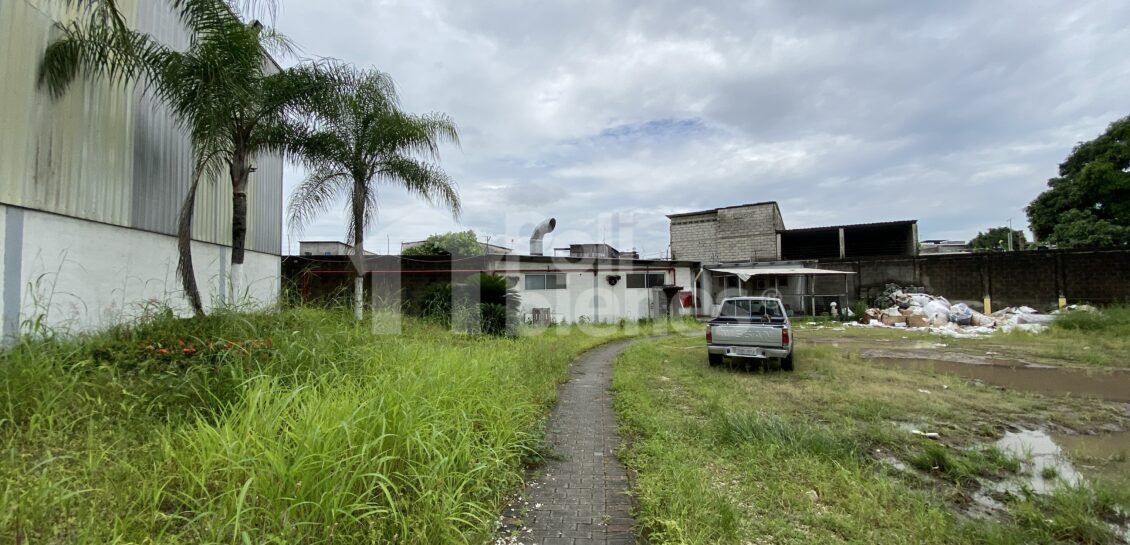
[711, 411, 862, 463]
[614, 335, 1130, 544]
[799, 305, 1130, 369]
[907, 443, 1019, 485]
[1053, 305, 1130, 333]
[0, 308, 642, 543]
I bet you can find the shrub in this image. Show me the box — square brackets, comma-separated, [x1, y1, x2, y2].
[457, 274, 521, 336]
[1053, 305, 1130, 332]
[416, 281, 453, 323]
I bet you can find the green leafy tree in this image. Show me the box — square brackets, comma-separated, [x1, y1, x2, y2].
[1047, 209, 1130, 249]
[1027, 115, 1130, 248]
[970, 227, 1027, 251]
[39, 0, 334, 313]
[401, 230, 483, 257]
[287, 67, 460, 320]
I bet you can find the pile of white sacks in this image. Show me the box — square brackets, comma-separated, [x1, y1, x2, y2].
[852, 289, 1058, 338]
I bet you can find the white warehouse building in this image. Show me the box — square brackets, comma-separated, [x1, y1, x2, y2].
[491, 255, 697, 323]
[1, 1, 283, 339]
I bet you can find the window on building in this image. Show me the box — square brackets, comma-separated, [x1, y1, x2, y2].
[626, 272, 666, 288]
[525, 273, 566, 290]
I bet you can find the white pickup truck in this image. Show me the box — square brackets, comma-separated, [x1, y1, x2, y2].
[706, 296, 794, 371]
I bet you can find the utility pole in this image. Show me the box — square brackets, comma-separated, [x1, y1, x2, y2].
[1007, 218, 1013, 252]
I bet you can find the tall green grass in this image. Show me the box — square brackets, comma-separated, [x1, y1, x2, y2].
[1, 308, 626, 543]
[1052, 305, 1130, 333]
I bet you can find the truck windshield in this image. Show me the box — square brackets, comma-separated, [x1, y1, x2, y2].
[719, 299, 784, 319]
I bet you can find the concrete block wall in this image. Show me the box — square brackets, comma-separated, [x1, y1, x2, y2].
[1062, 251, 1130, 304]
[918, 256, 983, 302]
[819, 249, 1130, 310]
[717, 205, 776, 262]
[670, 203, 784, 263]
[670, 212, 718, 262]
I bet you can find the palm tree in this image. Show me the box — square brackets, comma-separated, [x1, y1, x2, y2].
[288, 67, 461, 320]
[39, 0, 333, 313]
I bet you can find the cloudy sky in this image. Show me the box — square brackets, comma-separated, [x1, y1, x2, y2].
[275, 0, 1130, 257]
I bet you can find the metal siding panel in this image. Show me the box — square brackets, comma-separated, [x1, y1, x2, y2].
[248, 59, 284, 256]
[130, 0, 193, 238]
[191, 171, 232, 245]
[0, 0, 136, 225]
[0, 1, 39, 208]
[1, 0, 280, 255]
[249, 151, 283, 255]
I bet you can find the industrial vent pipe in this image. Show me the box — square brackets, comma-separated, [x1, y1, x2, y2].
[529, 218, 557, 256]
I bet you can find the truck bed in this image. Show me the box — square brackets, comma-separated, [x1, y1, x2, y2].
[709, 320, 786, 347]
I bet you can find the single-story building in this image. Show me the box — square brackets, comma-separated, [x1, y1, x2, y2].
[299, 240, 377, 257]
[285, 254, 698, 323]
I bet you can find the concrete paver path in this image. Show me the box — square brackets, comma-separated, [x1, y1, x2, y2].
[495, 340, 636, 545]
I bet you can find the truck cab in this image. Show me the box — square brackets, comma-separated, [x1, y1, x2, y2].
[706, 296, 794, 370]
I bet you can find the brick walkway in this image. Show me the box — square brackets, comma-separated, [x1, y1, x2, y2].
[495, 340, 636, 545]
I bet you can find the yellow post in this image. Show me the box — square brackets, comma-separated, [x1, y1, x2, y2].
[1058, 295, 1067, 310]
[983, 296, 992, 315]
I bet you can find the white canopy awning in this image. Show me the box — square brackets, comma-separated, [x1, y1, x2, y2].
[706, 267, 856, 282]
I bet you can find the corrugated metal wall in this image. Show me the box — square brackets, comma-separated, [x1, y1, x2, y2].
[130, 0, 193, 239]
[0, 0, 283, 256]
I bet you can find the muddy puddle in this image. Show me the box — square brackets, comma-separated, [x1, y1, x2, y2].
[863, 349, 1130, 402]
[963, 429, 1129, 528]
[1058, 430, 1130, 462]
[994, 430, 1083, 493]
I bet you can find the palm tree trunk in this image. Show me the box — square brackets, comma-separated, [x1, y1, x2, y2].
[351, 178, 366, 321]
[177, 164, 206, 316]
[229, 153, 251, 304]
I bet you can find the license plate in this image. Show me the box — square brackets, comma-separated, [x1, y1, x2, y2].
[730, 347, 760, 356]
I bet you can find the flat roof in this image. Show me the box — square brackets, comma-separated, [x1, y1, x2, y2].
[778, 219, 917, 234]
[284, 254, 700, 268]
[667, 201, 780, 219]
[497, 254, 699, 267]
[707, 266, 855, 280]
[401, 240, 514, 251]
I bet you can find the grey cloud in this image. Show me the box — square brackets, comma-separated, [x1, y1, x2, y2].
[276, 0, 1130, 256]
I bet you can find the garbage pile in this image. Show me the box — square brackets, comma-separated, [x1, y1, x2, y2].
[852, 284, 1058, 337]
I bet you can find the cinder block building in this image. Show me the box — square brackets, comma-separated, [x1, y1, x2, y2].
[669, 202, 917, 264]
[668, 202, 917, 316]
[668, 202, 785, 263]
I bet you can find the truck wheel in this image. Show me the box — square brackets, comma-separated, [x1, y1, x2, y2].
[708, 353, 723, 367]
[782, 352, 795, 372]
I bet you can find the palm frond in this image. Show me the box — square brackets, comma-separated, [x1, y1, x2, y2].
[378, 156, 462, 220]
[252, 23, 300, 58]
[286, 167, 352, 234]
[363, 110, 460, 165]
[38, 20, 173, 99]
[224, 0, 280, 24]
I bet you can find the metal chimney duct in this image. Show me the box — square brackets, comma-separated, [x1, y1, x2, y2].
[529, 218, 557, 256]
